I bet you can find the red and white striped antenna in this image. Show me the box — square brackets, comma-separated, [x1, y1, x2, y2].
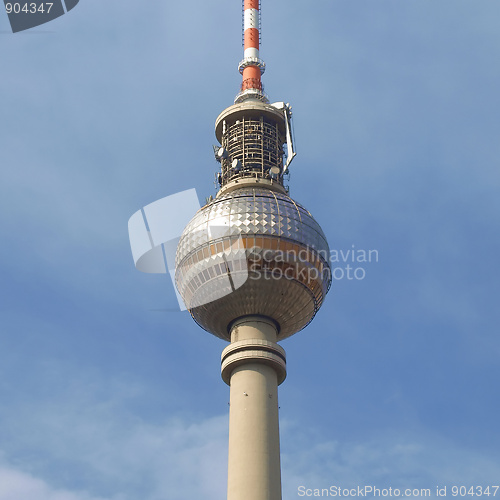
[236, 0, 267, 103]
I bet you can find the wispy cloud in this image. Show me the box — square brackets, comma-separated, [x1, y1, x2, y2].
[0, 459, 108, 500]
[281, 423, 500, 497]
[0, 368, 228, 500]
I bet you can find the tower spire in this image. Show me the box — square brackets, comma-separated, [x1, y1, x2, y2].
[236, 0, 267, 103]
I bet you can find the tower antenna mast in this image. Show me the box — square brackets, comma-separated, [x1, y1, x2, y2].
[237, 0, 267, 103]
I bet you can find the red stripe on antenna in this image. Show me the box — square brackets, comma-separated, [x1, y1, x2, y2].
[244, 28, 259, 50]
[242, 66, 262, 90]
[244, 0, 259, 10]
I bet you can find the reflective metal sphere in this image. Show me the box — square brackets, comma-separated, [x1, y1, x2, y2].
[175, 187, 331, 341]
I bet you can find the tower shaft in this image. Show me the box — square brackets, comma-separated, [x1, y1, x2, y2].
[221, 316, 286, 500]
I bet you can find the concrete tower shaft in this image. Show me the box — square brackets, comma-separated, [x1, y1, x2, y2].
[222, 316, 284, 500]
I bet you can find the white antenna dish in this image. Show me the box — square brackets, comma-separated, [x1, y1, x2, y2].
[218, 147, 229, 159]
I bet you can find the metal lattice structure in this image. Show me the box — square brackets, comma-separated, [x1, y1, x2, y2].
[221, 117, 284, 185]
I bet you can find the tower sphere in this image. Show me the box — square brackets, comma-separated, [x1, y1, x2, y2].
[175, 186, 331, 341]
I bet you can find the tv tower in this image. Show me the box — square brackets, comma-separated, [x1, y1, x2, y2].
[130, 1, 331, 499]
[175, 1, 332, 498]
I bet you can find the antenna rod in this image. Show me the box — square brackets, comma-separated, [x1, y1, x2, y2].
[238, 0, 266, 101]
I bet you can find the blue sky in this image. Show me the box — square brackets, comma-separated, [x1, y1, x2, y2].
[1, 0, 499, 498]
